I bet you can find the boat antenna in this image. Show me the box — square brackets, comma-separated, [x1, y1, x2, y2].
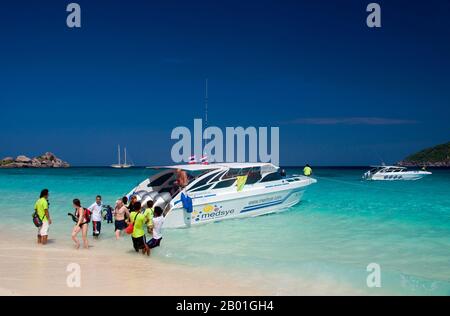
[370, 148, 385, 166]
[201, 78, 208, 161]
[205, 78, 208, 128]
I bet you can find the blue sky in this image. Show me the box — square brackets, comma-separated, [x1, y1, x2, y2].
[0, 0, 449, 166]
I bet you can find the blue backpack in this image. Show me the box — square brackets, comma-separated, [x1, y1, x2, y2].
[181, 193, 193, 213]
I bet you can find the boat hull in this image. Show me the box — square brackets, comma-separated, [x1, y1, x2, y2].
[163, 187, 305, 228]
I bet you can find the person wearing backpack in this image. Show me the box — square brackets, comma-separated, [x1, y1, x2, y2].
[34, 189, 52, 245]
[71, 199, 89, 249]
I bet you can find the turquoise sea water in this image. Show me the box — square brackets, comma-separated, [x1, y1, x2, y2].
[1, 167, 449, 295]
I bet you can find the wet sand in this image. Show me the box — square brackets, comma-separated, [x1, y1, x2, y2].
[0, 231, 271, 296]
[0, 229, 363, 296]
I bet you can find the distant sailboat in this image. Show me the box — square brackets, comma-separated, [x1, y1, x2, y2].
[111, 145, 133, 168]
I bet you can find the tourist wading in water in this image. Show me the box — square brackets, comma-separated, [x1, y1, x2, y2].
[144, 200, 155, 233]
[88, 195, 103, 238]
[34, 189, 52, 245]
[127, 202, 150, 255]
[105, 205, 113, 223]
[114, 196, 129, 239]
[71, 199, 90, 249]
[146, 206, 164, 254]
[128, 195, 138, 212]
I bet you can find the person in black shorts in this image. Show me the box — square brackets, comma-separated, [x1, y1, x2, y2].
[146, 206, 164, 254]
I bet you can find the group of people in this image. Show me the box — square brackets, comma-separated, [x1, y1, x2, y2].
[33, 189, 164, 256]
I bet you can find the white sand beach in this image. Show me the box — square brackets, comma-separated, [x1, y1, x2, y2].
[0, 229, 363, 296]
[0, 231, 268, 296]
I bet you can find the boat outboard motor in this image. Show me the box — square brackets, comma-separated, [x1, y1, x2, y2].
[145, 191, 159, 201]
[139, 193, 150, 203]
[140, 191, 158, 205]
[133, 190, 149, 201]
[160, 192, 172, 203]
[152, 192, 172, 209]
[133, 190, 159, 204]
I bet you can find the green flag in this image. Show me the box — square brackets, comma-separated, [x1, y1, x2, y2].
[236, 175, 248, 192]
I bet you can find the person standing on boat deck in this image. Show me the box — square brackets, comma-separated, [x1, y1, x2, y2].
[129, 202, 150, 255]
[171, 169, 188, 195]
[88, 195, 103, 238]
[303, 164, 313, 176]
[71, 199, 89, 249]
[34, 189, 52, 245]
[114, 196, 129, 239]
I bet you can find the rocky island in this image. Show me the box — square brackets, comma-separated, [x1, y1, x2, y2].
[0, 152, 70, 168]
[398, 141, 450, 167]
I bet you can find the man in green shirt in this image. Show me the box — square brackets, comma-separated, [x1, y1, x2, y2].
[129, 202, 150, 255]
[143, 200, 155, 233]
[303, 164, 313, 177]
[34, 189, 52, 245]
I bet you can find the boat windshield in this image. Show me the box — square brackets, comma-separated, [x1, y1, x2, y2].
[384, 167, 405, 173]
[149, 172, 174, 187]
[186, 167, 265, 193]
[223, 167, 262, 179]
[148, 168, 215, 190]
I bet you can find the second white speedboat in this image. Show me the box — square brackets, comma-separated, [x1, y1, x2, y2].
[362, 165, 431, 181]
[127, 162, 316, 228]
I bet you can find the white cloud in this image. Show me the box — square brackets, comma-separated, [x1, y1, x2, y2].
[283, 117, 419, 125]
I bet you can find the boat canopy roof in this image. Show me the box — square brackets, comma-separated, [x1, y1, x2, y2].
[370, 165, 406, 169]
[147, 162, 278, 173]
[147, 164, 220, 171]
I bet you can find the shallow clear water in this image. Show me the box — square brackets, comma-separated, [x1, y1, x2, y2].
[1, 167, 449, 295]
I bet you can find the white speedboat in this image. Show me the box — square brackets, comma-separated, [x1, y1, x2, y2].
[127, 163, 317, 228]
[362, 165, 431, 181]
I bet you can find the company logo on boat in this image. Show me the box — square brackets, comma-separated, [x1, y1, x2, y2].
[192, 204, 235, 222]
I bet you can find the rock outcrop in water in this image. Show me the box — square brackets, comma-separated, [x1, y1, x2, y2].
[0, 152, 70, 168]
[398, 141, 450, 167]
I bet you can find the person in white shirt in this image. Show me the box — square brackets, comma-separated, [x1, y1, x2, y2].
[146, 206, 164, 254]
[88, 195, 103, 238]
